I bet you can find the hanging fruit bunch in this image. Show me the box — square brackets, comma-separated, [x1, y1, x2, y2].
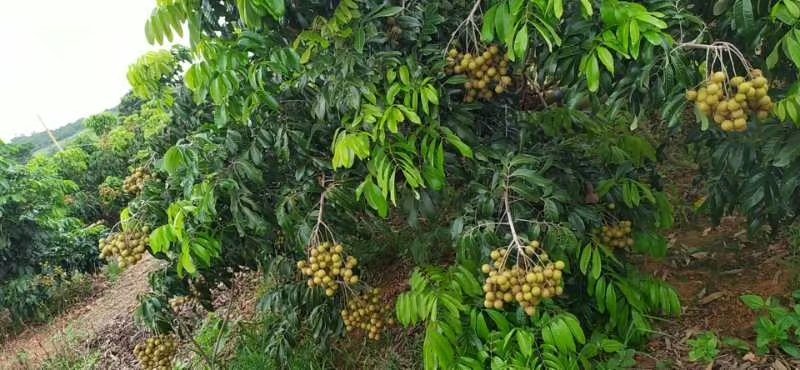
[99, 176, 123, 204]
[168, 295, 194, 312]
[679, 42, 773, 133]
[133, 334, 177, 370]
[445, 44, 513, 102]
[297, 242, 360, 296]
[99, 184, 121, 203]
[481, 240, 567, 316]
[123, 167, 152, 194]
[98, 226, 150, 269]
[341, 287, 395, 340]
[599, 220, 634, 249]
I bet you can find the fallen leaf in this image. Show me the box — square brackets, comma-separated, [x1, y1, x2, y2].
[699, 291, 726, 305]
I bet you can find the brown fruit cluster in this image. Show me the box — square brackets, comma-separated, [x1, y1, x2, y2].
[168, 296, 194, 312]
[341, 288, 395, 340]
[297, 242, 359, 296]
[686, 69, 773, 132]
[98, 184, 121, 203]
[133, 334, 177, 370]
[445, 45, 513, 102]
[98, 226, 150, 269]
[599, 221, 634, 248]
[481, 241, 566, 316]
[123, 167, 152, 194]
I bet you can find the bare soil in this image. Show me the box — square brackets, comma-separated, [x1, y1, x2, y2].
[0, 257, 164, 369]
[639, 216, 800, 369]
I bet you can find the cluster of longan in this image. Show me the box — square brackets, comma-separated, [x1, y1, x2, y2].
[133, 334, 177, 370]
[297, 242, 359, 296]
[599, 220, 634, 248]
[98, 227, 150, 269]
[686, 69, 773, 132]
[341, 287, 395, 340]
[123, 167, 152, 194]
[481, 241, 566, 316]
[445, 45, 513, 102]
[98, 184, 121, 203]
[168, 296, 194, 312]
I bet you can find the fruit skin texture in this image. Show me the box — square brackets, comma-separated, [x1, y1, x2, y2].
[446, 45, 513, 102]
[99, 228, 150, 269]
[341, 288, 393, 340]
[133, 334, 177, 370]
[298, 242, 360, 297]
[480, 243, 567, 316]
[685, 71, 774, 133]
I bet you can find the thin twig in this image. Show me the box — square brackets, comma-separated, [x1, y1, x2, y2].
[444, 0, 483, 55]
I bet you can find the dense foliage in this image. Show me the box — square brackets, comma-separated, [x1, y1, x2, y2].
[6, 0, 800, 368]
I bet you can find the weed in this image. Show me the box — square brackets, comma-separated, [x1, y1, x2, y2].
[687, 331, 719, 364]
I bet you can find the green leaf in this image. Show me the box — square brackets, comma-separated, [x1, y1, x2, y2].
[443, 129, 473, 158]
[513, 25, 529, 60]
[596, 46, 614, 73]
[784, 32, 800, 69]
[163, 146, 184, 174]
[562, 315, 586, 344]
[586, 54, 600, 92]
[580, 0, 593, 16]
[600, 339, 625, 353]
[516, 330, 534, 357]
[494, 3, 511, 46]
[740, 294, 766, 310]
[265, 0, 286, 19]
[579, 244, 592, 274]
[767, 39, 782, 69]
[354, 28, 365, 53]
[180, 242, 197, 275]
[553, 0, 564, 18]
[629, 20, 640, 59]
[399, 66, 411, 85]
[373, 6, 403, 18]
[481, 5, 497, 42]
[591, 248, 602, 279]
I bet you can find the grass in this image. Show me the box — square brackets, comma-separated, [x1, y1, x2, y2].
[102, 261, 123, 284]
[14, 325, 100, 370]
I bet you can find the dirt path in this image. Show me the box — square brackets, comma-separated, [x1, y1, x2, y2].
[0, 257, 163, 369]
[639, 217, 800, 369]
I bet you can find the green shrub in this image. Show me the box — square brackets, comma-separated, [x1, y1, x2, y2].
[741, 292, 800, 358]
[0, 265, 94, 337]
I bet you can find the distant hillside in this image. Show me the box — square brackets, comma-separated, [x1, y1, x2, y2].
[11, 119, 87, 155]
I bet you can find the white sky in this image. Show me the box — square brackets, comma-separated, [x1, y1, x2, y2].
[0, 1, 180, 141]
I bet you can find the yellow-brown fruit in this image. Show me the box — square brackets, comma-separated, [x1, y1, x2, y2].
[298, 242, 360, 297]
[134, 334, 177, 370]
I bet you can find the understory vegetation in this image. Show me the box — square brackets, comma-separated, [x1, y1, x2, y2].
[6, 0, 800, 368]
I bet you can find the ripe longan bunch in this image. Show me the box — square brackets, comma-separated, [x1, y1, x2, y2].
[168, 295, 194, 312]
[98, 184, 121, 203]
[599, 220, 634, 248]
[98, 226, 150, 269]
[297, 242, 359, 297]
[341, 287, 395, 340]
[480, 240, 566, 316]
[133, 334, 177, 370]
[686, 69, 773, 132]
[123, 167, 152, 194]
[445, 44, 513, 102]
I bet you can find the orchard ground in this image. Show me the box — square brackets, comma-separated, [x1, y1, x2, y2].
[2, 217, 799, 369]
